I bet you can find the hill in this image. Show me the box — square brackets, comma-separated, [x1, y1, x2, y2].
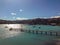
[0, 18, 60, 26]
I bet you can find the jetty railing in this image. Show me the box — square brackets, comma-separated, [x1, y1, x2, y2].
[9, 28, 60, 36]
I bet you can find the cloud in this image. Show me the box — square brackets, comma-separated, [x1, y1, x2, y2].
[50, 16, 60, 18]
[16, 17, 28, 20]
[42, 17, 48, 19]
[11, 13, 16, 16]
[33, 17, 49, 19]
[20, 9, 23, 12]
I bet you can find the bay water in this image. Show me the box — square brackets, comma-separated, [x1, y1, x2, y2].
[0, 24, 60, 45]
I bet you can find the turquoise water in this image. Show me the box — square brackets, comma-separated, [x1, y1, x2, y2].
[0, 24, 60, 45]
[23, 25, 60, 31]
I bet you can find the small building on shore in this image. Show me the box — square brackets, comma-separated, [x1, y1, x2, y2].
[50, 23, 56, 26]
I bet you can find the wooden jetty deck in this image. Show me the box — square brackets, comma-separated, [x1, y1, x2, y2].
[9, 28, 60, 36]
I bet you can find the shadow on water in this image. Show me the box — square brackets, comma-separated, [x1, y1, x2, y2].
[45, 40, 56, 45]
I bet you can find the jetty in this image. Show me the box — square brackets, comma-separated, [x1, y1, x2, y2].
[9, 28, 60, 36]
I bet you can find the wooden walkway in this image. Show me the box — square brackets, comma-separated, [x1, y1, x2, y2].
[9, 28, 60, 36]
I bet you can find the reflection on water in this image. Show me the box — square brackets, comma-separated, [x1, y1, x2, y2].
[4, 24, 22, 28]
[0, 24, 23, 39]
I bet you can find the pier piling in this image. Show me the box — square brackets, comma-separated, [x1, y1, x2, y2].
[45, 32, 47, 35]
[28, 30, 30, 33]
[9, 28, 60, 36]
[36, 31, 38, 34]
[56, 32, 58, 36]
[50, 32, 52, 36]
[40, 31, 43, 34]
[32, 30, 34, 34]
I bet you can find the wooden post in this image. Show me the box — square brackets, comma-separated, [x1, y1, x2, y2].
[36, 31, 38, 34]
[25, 30, 27, 32]
[28, 30, 31, 33]
[32, 30, 34, 34]
[45, 32, 47, 35]
[56, 32, 58, 36]
[40, 31, 43, 34]
[50, 32, 52, 36]
[20, 29, 24, 32]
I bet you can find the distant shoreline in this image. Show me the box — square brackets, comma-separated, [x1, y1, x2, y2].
[0, 18, 60, 26]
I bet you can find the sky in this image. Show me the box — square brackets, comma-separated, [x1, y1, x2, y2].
[0, 0, 60, 20]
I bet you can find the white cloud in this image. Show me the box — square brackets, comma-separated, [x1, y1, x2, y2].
[11, 13, 16, 16]
[20, 9, 23, 12]
[33, 17, 49, 19]
[16, 17, 28, 20]
[42, 17, 48, 19]
[50, 16, 60, 18]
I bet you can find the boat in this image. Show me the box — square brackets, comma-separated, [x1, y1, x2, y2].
[9, 28, 13, 31]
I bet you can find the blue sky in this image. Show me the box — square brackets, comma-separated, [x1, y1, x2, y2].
[0, 0, 60, 20]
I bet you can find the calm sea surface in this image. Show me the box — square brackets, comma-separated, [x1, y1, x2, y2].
[0, 24, 60, 45]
